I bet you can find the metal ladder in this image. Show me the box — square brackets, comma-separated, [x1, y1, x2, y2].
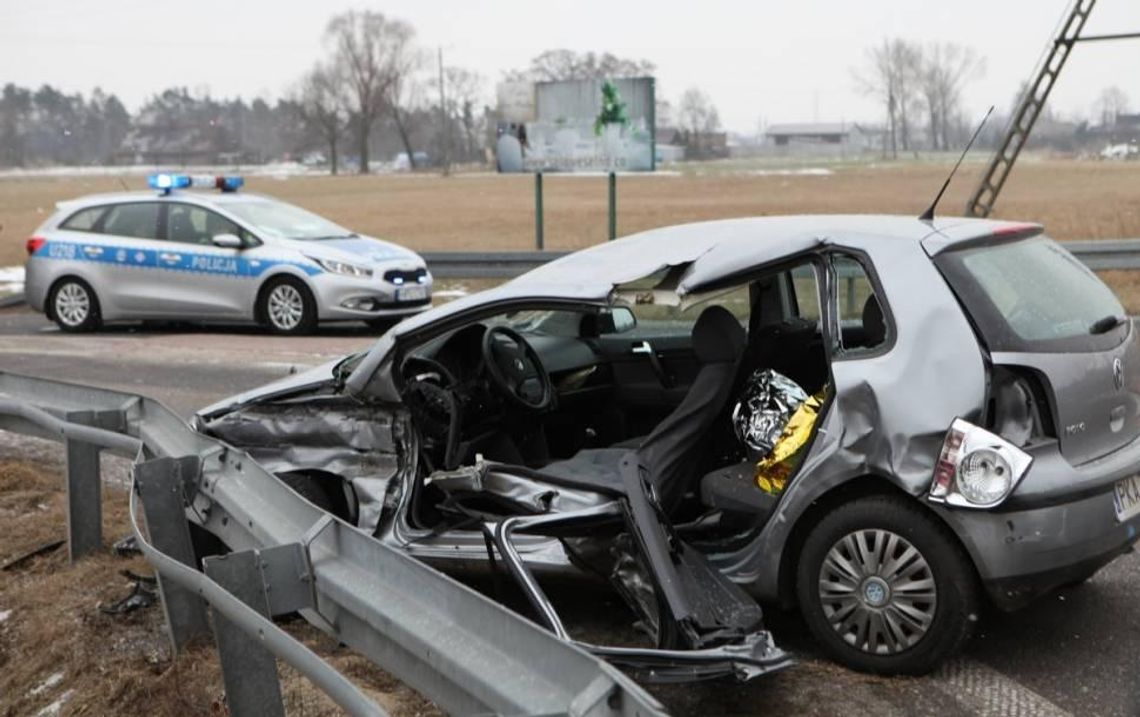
[965, 0, 1096, 217]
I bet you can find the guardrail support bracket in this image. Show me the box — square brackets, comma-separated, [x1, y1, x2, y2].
[204, 549, 286, 717]
[64, 411, 102, 561]
[135, 456, 211, 652]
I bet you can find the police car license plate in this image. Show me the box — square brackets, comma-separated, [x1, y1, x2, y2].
[1113, 475, 1140, 522]
[397, 285, 427, 302]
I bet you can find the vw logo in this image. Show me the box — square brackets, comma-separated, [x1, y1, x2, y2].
[1113, 357, 1125, 391]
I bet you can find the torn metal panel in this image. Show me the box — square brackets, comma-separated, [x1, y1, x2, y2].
[201, 396, 411, 533]
[427, 460, 614, 516]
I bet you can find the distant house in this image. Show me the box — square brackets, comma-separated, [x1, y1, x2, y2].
[767, 123, 851, 146]
[765, 122, 882, 154]
[654, 126, 728, 161]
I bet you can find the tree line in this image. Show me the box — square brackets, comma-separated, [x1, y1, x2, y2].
[0, 9, 728, 173]
[854, 39, 987, 156]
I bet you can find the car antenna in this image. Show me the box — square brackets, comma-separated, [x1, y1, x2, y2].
[919, 105, 994, 222]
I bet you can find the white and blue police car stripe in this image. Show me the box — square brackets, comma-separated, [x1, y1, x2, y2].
[34, 240, 322, 278]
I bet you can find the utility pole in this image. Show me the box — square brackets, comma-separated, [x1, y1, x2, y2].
[438, 46, 451, 176]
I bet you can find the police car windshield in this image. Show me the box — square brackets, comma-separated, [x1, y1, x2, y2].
[223, 199, 355, 241]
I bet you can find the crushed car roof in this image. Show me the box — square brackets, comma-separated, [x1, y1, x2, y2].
[392, 214, 1036, 338]
[342, 214, 1039, 397]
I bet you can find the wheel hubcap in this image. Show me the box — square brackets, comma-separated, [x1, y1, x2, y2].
[55, 283, 90, 326]
[818, 529, 937, 655]
[267, 285, 304, 330]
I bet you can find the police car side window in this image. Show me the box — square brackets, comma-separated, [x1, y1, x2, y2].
[166, 204, 247, 246]
[100, 203, 161, 240]
[61, 206, 106, 232]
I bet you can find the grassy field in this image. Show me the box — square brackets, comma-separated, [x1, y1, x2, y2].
[3, 158, 1140, 265]
[3, 157, 1140, 306]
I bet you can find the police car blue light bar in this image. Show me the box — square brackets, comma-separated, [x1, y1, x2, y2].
[147, 173, 244, 195]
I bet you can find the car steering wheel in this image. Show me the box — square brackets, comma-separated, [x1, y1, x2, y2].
[480, 325, 554, 411]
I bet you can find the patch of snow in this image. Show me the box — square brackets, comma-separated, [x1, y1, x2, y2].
[741, 168, 833, 177]
[34, 689, 73, 717]
[30, 671, 64, 696]
[0, 164, 325, 180]
[0, 608, 11, 623]
[0, 265, 25, 295]
[433, 289, 469, 298]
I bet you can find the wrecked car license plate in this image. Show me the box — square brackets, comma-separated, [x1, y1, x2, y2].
[1113, 475, 1140, 522]
[398, 285, 428, 302]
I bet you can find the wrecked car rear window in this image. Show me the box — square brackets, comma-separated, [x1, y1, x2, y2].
[935, 235, 1126, 353]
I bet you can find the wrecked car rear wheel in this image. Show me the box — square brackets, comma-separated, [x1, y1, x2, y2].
[796, 494, 979, 675]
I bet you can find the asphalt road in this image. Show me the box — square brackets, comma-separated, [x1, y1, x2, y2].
[0, 304, 1137, 716]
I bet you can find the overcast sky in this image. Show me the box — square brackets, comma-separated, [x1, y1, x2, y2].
[3, 0, 1139, 133]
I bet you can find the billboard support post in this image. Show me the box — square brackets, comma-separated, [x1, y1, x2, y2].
[607, 172, 617, 241]
[534, 172, 544, 250]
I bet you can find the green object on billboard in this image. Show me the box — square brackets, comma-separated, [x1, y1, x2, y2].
[594, 80, 629, 136]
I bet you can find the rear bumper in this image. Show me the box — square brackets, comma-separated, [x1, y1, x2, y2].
[936, 439, 1140, 610]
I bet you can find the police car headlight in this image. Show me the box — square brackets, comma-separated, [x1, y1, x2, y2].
[313, 258, 372, 278]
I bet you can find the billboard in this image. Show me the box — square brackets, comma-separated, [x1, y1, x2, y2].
[495, 77, 655, 173]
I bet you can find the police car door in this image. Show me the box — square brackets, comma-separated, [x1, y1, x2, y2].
[87, 201, 169, 316]
[144, 202, 253, 318]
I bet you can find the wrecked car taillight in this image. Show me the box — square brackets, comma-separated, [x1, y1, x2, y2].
[928, 418, 1033, 509]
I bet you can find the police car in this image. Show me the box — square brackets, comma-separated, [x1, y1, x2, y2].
[23, 174, 433, 334]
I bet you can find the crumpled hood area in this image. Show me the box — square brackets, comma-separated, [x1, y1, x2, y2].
[200, 395, 413, 532]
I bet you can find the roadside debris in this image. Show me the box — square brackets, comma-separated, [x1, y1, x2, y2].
[112, 534, 142, 558]
[1, 539, 65, 572]
[99, 570, 157, 615]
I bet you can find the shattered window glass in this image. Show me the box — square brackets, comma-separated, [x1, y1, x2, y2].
[833, 254, 888, 352]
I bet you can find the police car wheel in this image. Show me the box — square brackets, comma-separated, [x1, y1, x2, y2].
[49, 278, 101, 332]
[259, 278, 316, 334]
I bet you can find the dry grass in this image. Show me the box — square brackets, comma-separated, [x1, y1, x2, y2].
[4, 158, 1140, 309]
[3, 159, 1140, 267]
[0, 458, 440, 716]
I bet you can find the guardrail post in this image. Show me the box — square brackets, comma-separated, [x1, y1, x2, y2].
[64, 410, 102, 561]
[134, 456, 211, 652]
[204, 550, 286, 717]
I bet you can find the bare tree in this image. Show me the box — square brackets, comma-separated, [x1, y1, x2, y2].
[919, 43, 985, 150]
[431, 67, 485, 162]
[855, 39, 923, 158]
[1095, 86, 1130, 127]
[505, 50, 655, 82]
[325, 10, 417, 173]
[296, 64, 346, 174]
[383, 38, 424, 169]
[677, 88, 721, 158]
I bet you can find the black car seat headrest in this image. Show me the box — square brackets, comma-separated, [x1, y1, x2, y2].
[693, 305, 746, 364]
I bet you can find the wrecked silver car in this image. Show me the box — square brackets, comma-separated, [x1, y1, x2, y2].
[198, 215, 1140, 676]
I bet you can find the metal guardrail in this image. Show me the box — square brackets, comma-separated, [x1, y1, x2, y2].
[421, 250, 569, 278]
[0, 371, 667, 717]
[422, 239, 1140, 278]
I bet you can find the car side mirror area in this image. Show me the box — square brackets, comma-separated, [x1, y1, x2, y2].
[212, 233, 244, 249]
[583, 307, 638, 337]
